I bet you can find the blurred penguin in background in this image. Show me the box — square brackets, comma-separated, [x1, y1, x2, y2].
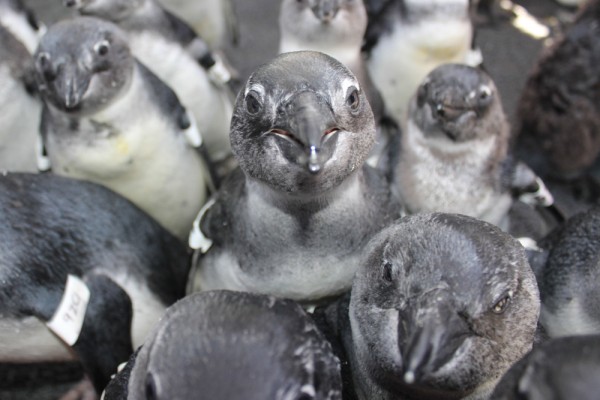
[0, 0, 45, 172]
[35, 17, 211, 240]
[66, 0, 236, 168]
[363, 0, 482, 126]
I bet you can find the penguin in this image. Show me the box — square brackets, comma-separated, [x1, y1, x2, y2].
[392, 64, 553, 236]
[102, 290, 342, 400]
[188, 51, 401, 302]
[490, 335, 600, 400]
[364, 0, 482, 126]
[278, 0, 395, 170]
[160, 0, 239, 50]
[529, 206, 600, 338]
[0, 172, 190, 395]
[0, 23, 41, 173]
[515, 0, 600, 184]
[0, 0, 45, 54]
[34, 17, 211, 241]
[65, 0, 236, 165]
[341, 213, 540, 400]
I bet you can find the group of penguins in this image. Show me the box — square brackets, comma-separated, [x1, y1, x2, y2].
[1, 0, 600, 399]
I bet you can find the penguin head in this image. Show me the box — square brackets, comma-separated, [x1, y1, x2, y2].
[279, 0, 367, 48]
[231, 51, 375, 195]
[410, 64, 508, 143]
[63, 0, 143, 22]
[34, 17, 134, 116]
[350, 213, 540, 399]
[119, 291, 342, 400]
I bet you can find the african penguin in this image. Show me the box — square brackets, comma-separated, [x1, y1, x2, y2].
[188, 51, 400, 302]
[347, 213, 540, 400]
[0, 172, 190, 394]
[65, 0, 235, 164]
[34, 16, 211, 240]
[102, 291, 342, 400]
[392, 64, 553, 236]
[364, 0, 482, 126]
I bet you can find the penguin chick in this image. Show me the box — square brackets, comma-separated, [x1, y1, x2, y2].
[34, 17, 210, 240]
[533, 206, 600, 338]
[393, 64, 553, 234]
[349, 213, 540, 400]
[0, 172, 190, 394]
[103, 291, 342, 400]
[0, 23, 41, 173]
[66, 0, 235, 163]
[279, 0, 392, 169]
[189, 51, 400, 301]
[491, 335, 600, 400]
[515, 0, 600, 180]
[364, 0, 482, 126]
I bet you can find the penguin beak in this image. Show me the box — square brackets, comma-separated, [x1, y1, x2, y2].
[55, 64, 91, 110]
[398, 291, 471, 386]
[312, 0, 339, 23]
[271, 91, 339, 174]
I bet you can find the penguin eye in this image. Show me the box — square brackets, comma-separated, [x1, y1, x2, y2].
[94, 40, 110, 56]
[145, 372, 159, 400]
[479, 85, 493, 101]
[382, 261, 394, 283]
[37, 52, 56, 82]
[346, 88, 360, 111]
[492, 294, 511, 314]
[245, 92, 262, 115]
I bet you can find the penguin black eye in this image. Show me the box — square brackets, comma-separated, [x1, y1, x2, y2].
[94, 40, 110, 56]
[382, 261, 394, 283]
[245, 92, 262, 115]
[145, 372, 159, 400]
[346, 88, 360, 112]
[492, 294, 511, 314]
[479, 85, 492, 101]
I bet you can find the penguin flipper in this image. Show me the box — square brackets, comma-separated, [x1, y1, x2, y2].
[504, 158, 554, 207]
[71, 274, 134, 394]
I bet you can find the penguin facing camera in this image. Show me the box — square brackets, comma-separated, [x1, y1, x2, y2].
[320, 213, 540, 400]
[0, 172, 190, 395]
[34, 16, 212, 241]
[103, 291, 342, 400]
[188, 51, 401, 302]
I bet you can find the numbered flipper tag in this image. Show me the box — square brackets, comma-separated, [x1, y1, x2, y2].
[208, 56, 232, 85]
[36, 135, 51, 172]
[189, 198, 215, 253]
[46, 275, 91, 346]
[184, 114, 203, 148]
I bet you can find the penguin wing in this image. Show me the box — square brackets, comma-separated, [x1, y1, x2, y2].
[502, 156, 553, 207]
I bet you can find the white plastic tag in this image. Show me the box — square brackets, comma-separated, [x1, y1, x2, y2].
[208, 58, 232, 85]
[36, 135, 51, 172]
[189, 197, 215, 253]
[46, 275, 91, 346]
[184, 113, 203, 148]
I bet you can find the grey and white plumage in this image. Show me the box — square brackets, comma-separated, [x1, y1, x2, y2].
[490, 335, 600, 400]
[188, 51, 400, 301]
[515, 0, 600, 181]
[531, 206, 600, 338]
[66, 0, 235, 162]
[364, 0, 482, 126]
[34, 17, 210, 240]
[103, 290, 342, 400]
[279, 0, 392, 169]
[347, 213, 540, 400]
[0, 172, 190, 394]
[393, 64, 552, 235]
[0, 0, 44, 173]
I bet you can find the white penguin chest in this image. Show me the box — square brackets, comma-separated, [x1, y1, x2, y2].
[397, 120, 510, 224]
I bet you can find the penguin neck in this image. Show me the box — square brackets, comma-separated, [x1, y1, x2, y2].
[247, 169, 366, 213]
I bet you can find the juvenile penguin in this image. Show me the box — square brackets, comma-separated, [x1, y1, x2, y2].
[346, 213, 540, 400]
[65, 0, 235, 163]
[531, 206, 600, 338]
[188, 51, 400, 301]
[0, 172, 190, 394]
[491, 335, 600, 400]
[279, 0, 392, 169]
[103, 291, 342, 400]
[393, 64, 553, 235]
[364, 0, 482, 126]
[515, 0, 600, 181]
[35, 17, 210, 240]
[0, 23, 41, 173]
